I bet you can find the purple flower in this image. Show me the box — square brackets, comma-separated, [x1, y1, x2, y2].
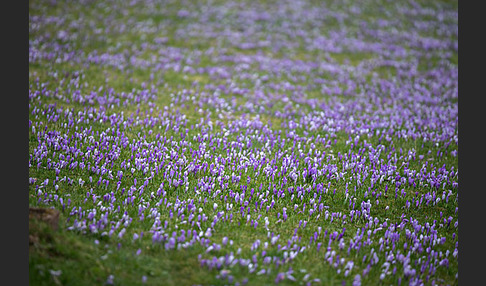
[106, 275, 115, 285]
[275, 272, 285, 284]
[118, 228, 126, 238]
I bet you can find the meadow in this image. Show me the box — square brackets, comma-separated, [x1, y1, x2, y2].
[29, 0, 458, 285]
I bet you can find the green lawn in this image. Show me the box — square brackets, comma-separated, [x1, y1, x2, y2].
[29, 0, 458, 285]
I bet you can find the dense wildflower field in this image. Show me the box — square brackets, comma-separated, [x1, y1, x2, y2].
[29, 0, 458, 285]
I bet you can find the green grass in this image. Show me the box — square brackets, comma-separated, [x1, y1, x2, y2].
[30, 215, 213, 286]
[29, 0, 458, 285]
